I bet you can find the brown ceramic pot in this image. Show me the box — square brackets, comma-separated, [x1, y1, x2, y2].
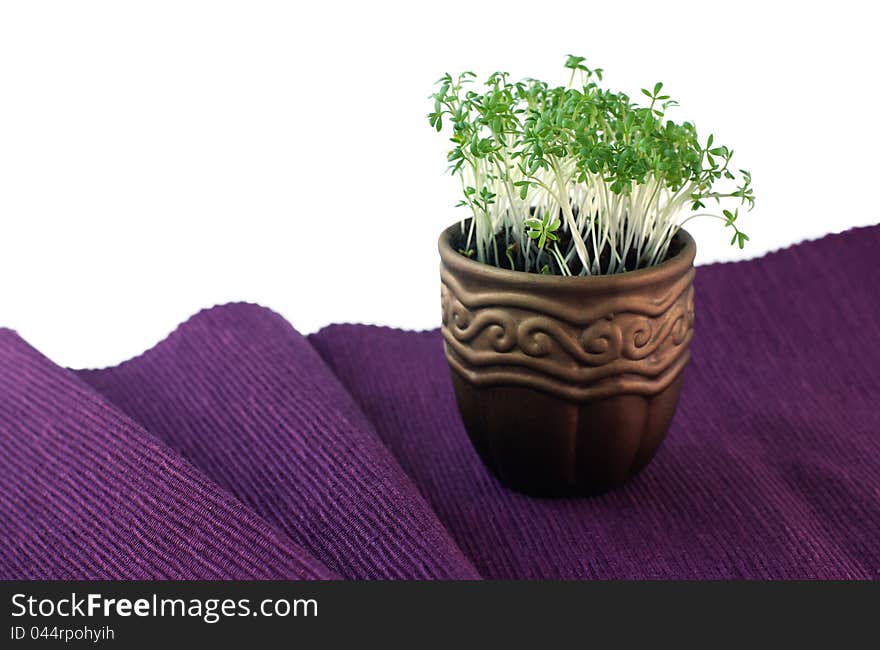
[439, 224, 696, 496]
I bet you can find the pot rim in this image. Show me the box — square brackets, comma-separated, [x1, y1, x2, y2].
[438, 221, 696, 291]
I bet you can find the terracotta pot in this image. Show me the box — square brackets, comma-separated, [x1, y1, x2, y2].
[439, 224, 696, 496]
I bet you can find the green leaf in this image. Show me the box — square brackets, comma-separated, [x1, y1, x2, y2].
[564, 54, 587, 70]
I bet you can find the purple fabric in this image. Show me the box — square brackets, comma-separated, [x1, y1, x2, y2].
[0, 329, 333, 579]
[1, 225, 879, 579]
[76, 307, 476, 579]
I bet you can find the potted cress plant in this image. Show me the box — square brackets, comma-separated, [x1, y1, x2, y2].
[430, 56, 754, 496]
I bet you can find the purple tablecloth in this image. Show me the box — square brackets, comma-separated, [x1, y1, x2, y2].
[2, 226, 879, 579]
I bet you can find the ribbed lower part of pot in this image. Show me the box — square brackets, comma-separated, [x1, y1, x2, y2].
[449, 371, 685, 497]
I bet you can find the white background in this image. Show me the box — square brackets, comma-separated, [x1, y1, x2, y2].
[1, 1, 877, 368]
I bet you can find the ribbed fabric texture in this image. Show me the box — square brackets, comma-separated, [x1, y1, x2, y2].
[76, 307, 477, 579]
[0, 330, 333, 579]
[1, 225, 878, 579]
[311, 225, 880, 579]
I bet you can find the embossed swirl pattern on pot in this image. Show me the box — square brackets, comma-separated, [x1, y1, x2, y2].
[440, 276, 694, 401]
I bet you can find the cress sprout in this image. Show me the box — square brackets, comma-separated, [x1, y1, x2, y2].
[429, 55, 754, 275]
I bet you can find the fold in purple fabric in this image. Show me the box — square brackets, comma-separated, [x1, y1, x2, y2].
[76, 306, 477, 579]
[1, 225, 878, 579]
[0, 330, 333, 579]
